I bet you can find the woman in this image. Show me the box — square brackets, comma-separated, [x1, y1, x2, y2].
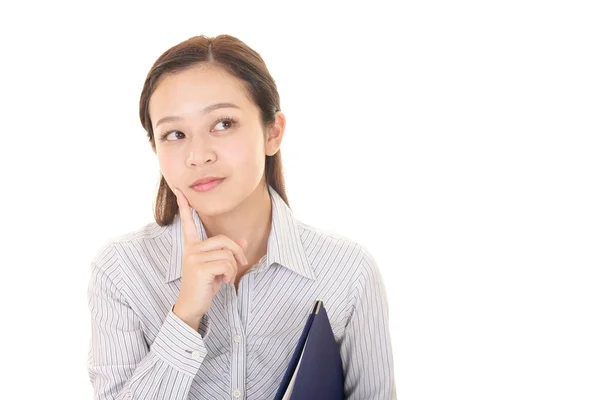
[87, 34, 397, 400]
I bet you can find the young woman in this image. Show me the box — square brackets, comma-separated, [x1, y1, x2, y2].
[87, 34, 397, 400]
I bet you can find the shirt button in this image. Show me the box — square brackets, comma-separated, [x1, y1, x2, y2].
[234, 334, 242, 343]
[232, 389, 242, 398]
[191, 350, 202, 359]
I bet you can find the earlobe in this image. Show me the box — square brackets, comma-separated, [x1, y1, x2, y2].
[266, 129, 283, 156]
[265, 138, 277, 156]
[264, 111, 286, 156]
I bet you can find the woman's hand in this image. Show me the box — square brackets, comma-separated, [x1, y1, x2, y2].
[171, 188, 248, 330]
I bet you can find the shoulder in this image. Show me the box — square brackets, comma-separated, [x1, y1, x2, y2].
[110, 220, 169, 246]
[89, 220, 171, 279]
[296, 219, 362, 250]
[295, 219, 380, 279]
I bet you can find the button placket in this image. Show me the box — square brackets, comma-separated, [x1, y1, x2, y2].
[228, 285, 246, 399]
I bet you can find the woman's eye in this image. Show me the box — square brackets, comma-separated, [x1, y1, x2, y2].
[162, 131, 184, 141]
[160, 117, 237, 141]
[213, 117, 236, 131]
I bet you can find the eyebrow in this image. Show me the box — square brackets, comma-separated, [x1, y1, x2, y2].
[155, 102, 241, 128]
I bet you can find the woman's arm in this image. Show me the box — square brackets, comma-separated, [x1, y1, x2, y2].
[339, 247, 398, 400]
[87, 246, 206, 400]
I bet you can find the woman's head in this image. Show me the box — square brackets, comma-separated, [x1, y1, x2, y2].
[139, 34, 289, 226]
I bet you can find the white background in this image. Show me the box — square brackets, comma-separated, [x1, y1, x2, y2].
[0, 0, 598, 399]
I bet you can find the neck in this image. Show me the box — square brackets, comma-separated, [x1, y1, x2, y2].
[201, 180, 272, 269]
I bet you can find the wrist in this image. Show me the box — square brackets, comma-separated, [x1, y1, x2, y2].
[172, 303, 202, 331]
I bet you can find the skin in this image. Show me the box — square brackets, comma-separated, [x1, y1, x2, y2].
[149, 63, 286, 291]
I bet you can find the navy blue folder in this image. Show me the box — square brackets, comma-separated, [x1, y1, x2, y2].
[273, 300, 345, 400]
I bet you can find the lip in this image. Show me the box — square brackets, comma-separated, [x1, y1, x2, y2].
[190, 178, 225, 192]
[190, 176, 224, 187]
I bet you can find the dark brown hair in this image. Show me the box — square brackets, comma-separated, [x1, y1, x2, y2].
[139, 34, 289, 226]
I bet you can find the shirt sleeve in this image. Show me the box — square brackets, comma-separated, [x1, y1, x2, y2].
[87, 244, 208, 400]
[339, 246, 398, 400]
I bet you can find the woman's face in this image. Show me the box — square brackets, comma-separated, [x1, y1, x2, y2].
[149, 64, 284, 217]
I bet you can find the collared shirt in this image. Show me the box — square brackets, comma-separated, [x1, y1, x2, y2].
[87, 184, 397, 399]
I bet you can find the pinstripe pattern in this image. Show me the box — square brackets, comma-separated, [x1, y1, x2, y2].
[87, 184, 397, 399]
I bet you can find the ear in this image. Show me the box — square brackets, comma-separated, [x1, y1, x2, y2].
[265, 111, 286, 156]
[151, 141, 157, 155]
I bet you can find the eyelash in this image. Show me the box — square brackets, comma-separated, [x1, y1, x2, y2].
[159, 116, 238, 141]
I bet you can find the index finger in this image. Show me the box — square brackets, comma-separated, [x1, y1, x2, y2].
[174, 188, 200, 245]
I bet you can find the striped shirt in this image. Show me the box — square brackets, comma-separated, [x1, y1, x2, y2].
[87, 184, 397, 399]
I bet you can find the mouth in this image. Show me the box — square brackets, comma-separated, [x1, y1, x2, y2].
[190, 178, 225, 193]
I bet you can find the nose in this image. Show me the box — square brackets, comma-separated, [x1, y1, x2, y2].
[186, 135, 217, 166]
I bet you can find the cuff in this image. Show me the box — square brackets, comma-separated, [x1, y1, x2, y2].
[151, 306, 208, 376]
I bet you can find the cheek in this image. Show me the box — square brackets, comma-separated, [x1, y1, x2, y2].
[226, 136, 264, 164]
[156, 153, 182, 179]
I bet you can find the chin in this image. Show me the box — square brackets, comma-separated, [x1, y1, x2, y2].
[192, 194, 240, 218]
[192, 201, 233, 218]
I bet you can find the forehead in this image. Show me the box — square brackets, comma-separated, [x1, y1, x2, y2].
[149, 64, 252, 118]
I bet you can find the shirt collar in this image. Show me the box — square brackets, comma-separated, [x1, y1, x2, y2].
[165, 184, 315, 283]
